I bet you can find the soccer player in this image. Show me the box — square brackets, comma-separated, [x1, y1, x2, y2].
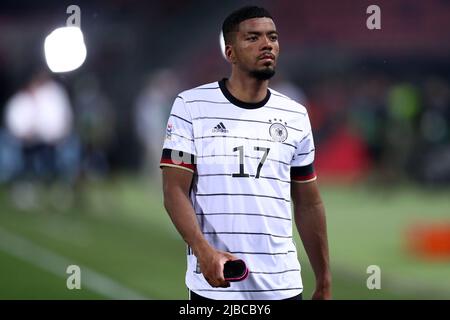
[160, 6, 331, 300]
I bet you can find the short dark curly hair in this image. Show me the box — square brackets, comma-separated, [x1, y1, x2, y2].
[222, 6, 273, 45]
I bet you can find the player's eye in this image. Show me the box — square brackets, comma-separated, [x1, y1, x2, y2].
[247, 36, 258, 41]
[270, 35, 278, 41]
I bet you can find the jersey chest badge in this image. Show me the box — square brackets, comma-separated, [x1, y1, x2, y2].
[268, 119, 288, 142]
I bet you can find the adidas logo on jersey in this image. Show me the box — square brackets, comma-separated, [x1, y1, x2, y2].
[212, 122, 229, 133]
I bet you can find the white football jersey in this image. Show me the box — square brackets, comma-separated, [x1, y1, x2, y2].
[161, 78, 316, 300]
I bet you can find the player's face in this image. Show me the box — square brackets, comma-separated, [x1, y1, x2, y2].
[229, 17, 279, 80]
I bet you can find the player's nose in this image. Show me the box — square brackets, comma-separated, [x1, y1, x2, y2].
[260, 36, 273, 51]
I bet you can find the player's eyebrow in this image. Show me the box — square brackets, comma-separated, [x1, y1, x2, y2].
[245, 31, 278, 36]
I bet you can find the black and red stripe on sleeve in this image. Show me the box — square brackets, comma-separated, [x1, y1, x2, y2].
[160, 148, 196, 173]
[291, 163, 317, 183]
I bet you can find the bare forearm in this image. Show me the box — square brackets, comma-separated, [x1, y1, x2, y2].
[161, 168, 233, 288]
[163, 187, 235, 288]
[294, 202, 331, 286]
[163, 188, 211, 256]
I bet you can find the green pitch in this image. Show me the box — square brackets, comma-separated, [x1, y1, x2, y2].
[0, 177, 449, 299]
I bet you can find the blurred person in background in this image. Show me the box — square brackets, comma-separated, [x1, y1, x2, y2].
[134, 69, 181, 177]
[416, 76, 450, 184]
[73, 74, 115, 180]
[384, 82, 422, 181]
[349, 73, 389, 178]
[2, 70, 79, 209]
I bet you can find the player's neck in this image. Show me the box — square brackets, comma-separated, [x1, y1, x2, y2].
[226, 74, 269, 103]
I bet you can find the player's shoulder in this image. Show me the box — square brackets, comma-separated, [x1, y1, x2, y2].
[268, 87, 308, 115]
[177, 81, 221, 101]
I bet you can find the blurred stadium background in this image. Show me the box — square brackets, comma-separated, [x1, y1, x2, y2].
[0, 0, 449, 299]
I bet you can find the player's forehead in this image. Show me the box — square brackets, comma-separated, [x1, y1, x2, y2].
[237, 17, 277, 35]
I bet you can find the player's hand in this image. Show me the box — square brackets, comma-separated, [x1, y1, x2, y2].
[197, 247, 237, 288]
[312, 288, 331, 300]
[311, 282, 332, 300]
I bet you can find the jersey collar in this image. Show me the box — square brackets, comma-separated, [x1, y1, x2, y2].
[218, 78, 271, 110]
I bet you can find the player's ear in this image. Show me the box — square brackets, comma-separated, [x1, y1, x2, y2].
[225, 45, 235, 64]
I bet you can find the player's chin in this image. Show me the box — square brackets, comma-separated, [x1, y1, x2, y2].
[250, 67, 276, 80]
[261, 60, 277, 71]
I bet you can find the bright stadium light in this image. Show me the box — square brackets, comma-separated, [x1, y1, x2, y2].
[44, 26, 87, 73]
[219, 31, 226, 60]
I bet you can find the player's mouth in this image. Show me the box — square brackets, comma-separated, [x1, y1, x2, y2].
[258, 53, 275, 61]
